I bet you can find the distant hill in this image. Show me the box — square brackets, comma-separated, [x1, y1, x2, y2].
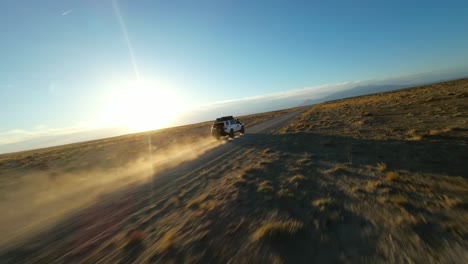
[301, 84, 409, 105]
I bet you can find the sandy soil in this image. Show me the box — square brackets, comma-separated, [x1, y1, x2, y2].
[0, 79, 467, 263]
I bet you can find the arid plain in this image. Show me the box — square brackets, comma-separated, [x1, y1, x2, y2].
[0, 79, 467, 263]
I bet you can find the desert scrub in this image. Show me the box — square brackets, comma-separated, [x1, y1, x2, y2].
[385, 171, 399, 182]
[251, 220, 304, 242]
[311, 198, 338, 210]
[366, 180, 385, 192]
[127, 230, 146, 243]
[243, 166, 261, 175]
[257, 180, 274, 193]
[288, 174, 306, 185]
[262, 148, 274, 155]
[378, 194, 408, 206]
[376, 162, 387, 172]
[277, 187, 295, 199]
[322, 163, 348, 174]
[389, 194, 408, 206]
[440, 195, 464, 208]
[155, 229, 177, 253]
[428, 127, 453, 136]
[199, 200, 217, 211]
[406, 129, 423, 140]
[186, 193, 211, 209]
[296, 155, 313, 166]
[234, 176, 248, 187]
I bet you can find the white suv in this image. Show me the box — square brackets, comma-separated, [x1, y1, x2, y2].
[211, 116, 245, 139]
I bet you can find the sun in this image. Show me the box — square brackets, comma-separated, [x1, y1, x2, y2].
[101, 79, 186, 132]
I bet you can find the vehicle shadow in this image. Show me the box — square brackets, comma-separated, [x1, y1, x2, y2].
[234, 132, 467, 178]
[190, 134, 381, 263]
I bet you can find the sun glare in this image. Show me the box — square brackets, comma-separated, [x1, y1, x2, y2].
[101, 79, 186, 132]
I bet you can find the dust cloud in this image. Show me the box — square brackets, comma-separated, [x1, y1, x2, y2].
[0, 137, 225, 249]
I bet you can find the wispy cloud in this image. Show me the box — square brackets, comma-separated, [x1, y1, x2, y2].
[200, 80, 363, 109]
[61, 9, 72, 16]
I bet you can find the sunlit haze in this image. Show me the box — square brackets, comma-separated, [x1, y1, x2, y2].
[1, 0, 468, 153]
[100, 79, 188, 132]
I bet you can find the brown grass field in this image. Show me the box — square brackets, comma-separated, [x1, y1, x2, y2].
[0, 107, 301, 253]
[0, 79, 467, 263]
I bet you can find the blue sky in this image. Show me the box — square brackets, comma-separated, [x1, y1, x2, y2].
[1, 0, 468, 152]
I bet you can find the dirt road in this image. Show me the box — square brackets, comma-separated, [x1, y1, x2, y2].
[0, 107, 309, 264]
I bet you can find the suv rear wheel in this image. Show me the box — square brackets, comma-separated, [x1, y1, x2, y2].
[240, 126, 245, 134]
[229, 129, 234, 138]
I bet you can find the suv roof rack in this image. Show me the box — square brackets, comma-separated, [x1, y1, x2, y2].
[215, 116, 234, 122]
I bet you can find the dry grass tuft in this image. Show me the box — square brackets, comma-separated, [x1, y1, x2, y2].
[376, 196, 388, 204]
[393, 214, 420, 227]
[406, 129, 423, 140]
[277, 187, 295, 199]
[376, 162, 387, 172]
[377, 194, 408, 206]
[187, 193, 211, 209]
[323, 164, 348, 174]
[262, 148, 274, 155]
[296, 156, 313, 166]
[128, 230, 146, 242]
[251, 220, 304, 242]
[311, 198, 337, 209]
[257, 180, 274, 193]
[428, 127, 453, 136]
[155, 229, 177, 253]
[288, 175, 306, 185]
[258, 160, 272, 166]
[234, 176, 248, 186]
[244, 166, 261, 175]
[199, 200, 217, 211]
[366, 180, 385, 192]
[385, 171, 400, 182]
[389, 194, 408, 206]
[441, 195, 464, 208]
